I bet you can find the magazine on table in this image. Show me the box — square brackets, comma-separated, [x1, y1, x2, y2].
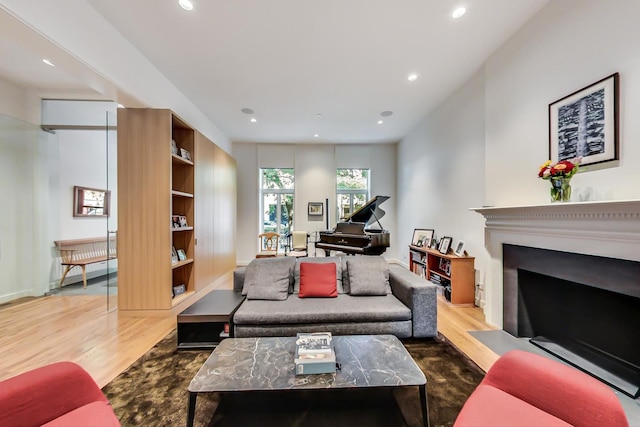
[294, 332, 336, 375]
[295, 332, 333, 354]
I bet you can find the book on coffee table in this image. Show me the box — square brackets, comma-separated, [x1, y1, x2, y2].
[295, 332, 336, 375]
[295, 332, 333, 354]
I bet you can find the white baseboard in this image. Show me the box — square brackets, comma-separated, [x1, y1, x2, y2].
[0, 290, 33, 304]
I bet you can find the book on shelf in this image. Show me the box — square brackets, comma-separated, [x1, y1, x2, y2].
[219, 323, 230, 338]
[295, 332, 336, 375]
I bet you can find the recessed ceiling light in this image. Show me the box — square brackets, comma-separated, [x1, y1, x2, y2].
[241, 108, 254, 115]
[408, 73, 418, 82]
[452, 6, 466, 19]
[179, 0, 194, 11]
[380, 111, 393, 117]
[316, 113, 323, 117]
[117, 104, 125, 109]
[314, 134, 319, 138]
[250, 118, 257, 123]
[378, 120, 384, 125]
[42, 59, 55, 67]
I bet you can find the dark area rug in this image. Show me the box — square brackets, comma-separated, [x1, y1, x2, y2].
[102, 331, 484, 427]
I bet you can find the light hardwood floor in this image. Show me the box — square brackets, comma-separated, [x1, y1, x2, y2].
[0, 293, 499, 388]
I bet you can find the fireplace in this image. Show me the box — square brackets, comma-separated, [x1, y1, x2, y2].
[503, 244, 640, 398]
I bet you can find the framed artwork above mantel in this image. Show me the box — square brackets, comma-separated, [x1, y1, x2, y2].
[548, 73, 619, 167]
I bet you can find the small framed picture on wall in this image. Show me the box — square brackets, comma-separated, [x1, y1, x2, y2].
[308, 202, 323, 217]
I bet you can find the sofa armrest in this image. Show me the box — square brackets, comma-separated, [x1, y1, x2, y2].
[479, 350, 629, 427]
[233, 267, 246, 293]
[0, 362, 112, 427]
[389, 264, 437, 338]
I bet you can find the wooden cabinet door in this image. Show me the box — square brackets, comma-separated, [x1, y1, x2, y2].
[194, 131, 216, 290]
[213, 144, 237, 278]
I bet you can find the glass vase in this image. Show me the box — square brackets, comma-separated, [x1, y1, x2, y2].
[550, 177, 572, 202]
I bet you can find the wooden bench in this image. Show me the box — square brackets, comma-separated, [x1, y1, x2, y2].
[54, 236, 117, 289]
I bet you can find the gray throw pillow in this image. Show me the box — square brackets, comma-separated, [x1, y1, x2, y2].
[346, 256, 390, 296]
[243, 257, 295, 300]
[293, 257, 344, 294]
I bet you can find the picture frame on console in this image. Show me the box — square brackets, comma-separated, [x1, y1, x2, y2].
[453, 240, 465, 257]
[180, 148, 192, 161]
[438, 236, 452, 255]
[412, 228, 434, 248]
[549, 73, 619, 167]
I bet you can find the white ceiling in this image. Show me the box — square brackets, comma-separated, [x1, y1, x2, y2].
[1, 0, 548, 144]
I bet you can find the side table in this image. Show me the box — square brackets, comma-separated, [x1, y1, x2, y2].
[176, 289, 245, 350]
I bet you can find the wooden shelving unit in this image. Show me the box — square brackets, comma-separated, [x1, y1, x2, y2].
[408, 245, 475, 305]
[117, 109, 196, 310]
[117, 108, 238, 312]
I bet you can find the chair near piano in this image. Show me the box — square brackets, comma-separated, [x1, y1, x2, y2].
[256, 232, 280, 258]
[284, 231, 309, 257]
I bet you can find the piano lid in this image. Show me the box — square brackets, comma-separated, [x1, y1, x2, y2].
[344, 195, 390, 229]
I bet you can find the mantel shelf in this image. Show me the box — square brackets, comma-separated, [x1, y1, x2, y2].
[471, 199, 640, 219]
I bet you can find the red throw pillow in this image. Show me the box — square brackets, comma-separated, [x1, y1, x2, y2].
[299, 262, 338, 298]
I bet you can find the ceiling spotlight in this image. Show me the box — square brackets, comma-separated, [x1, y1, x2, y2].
[241, 108, 255, 115]
[408, 73, 418, 82]
[179, 0, 194, 11]
[42, 59, 55, 67]
[378, 120, 384, 125]
[380, 111, 393, 117]
[316, 113, 323, 117]
[314, 134, 319, 138]
[250, 118, 257, 123]
[452, 6, 466, 19]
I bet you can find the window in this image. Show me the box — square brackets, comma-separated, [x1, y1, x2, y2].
[260, 169, 294, 241]
[336, 169, 369, 222]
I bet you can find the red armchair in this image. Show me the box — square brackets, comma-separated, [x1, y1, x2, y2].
[0, 361, 120, 427]
[455, 350, 629, 427]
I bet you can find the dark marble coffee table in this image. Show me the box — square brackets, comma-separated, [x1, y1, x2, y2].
[186, 334, 428, 426]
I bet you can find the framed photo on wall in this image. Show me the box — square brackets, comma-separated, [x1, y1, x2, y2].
[308, 202, 323, 216]
[549, 73, 619, 167]
[411, 228, 434, 248]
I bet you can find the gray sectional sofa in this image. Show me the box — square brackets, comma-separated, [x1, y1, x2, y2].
[232, 255, 437, 339]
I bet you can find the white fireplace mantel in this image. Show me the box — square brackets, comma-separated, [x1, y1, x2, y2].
[471, 199, 640, 327]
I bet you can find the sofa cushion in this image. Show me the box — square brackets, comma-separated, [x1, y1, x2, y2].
[347, 257, 390, 296]
[234, 294, 411, 325]
[454, 384, 572, 427]
[243, 257, 295, 300]
[294, 257, 344, 294]
[299, 262, 338, 298]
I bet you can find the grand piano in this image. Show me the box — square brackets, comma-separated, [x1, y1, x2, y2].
[316, 195, 390, 256]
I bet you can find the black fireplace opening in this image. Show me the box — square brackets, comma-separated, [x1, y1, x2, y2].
[518, 269, 640, 398]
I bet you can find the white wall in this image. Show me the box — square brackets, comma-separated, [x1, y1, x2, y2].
[0, 76, 26, 120]
[0, 115, 50, 302]
[234, 143, 397, 265]
[397, 69, 486, 300]
[485, 0, 640, 206]
[398, 0, 640, 324]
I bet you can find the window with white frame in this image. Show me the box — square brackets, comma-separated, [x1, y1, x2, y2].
[260, 169, 294, 241]
[336, 168, 369, 222]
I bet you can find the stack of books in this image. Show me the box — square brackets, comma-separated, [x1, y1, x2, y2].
[294, 332, 336, 375]
[429, 272, 451, 287]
